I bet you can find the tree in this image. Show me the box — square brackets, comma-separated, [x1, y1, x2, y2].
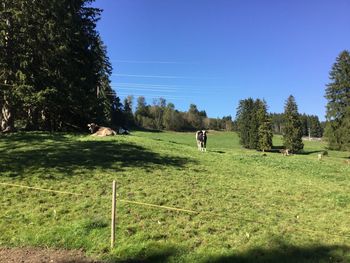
[134, 96, 151, 128]
[283, 95, 304, 153]
[123, 95, 134, 127]
[236, 98, 255, 148]
[236, 98, 272, 150]
[256, 100, 273, 152]
[163, 103, 184, 131]
[149, 98, 166, 130]
[111, 95, 124, 127]
[186, 104, 203, 130]
[309, 115, 323, 137]
[325, 50, 350, 151]
[0, 0, 113, 132]
[270, 113, 284, 134]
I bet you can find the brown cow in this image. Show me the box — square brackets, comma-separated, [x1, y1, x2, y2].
[87, 123, 116, 136]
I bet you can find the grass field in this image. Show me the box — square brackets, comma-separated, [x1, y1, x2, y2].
[0, 131, 349, 262]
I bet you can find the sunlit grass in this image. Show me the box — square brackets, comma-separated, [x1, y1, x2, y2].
[0, 131, 349, 262]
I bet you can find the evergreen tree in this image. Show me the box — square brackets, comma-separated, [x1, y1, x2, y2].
[123, 95, 134, 127]
[256, 100, 273, 152]
[236, 98, 272, 150]
[309, 115, 323, 137]
[111, 95, 124, 127]
[270, 113, 284, 134]
[300, 114, 309, 137]
[236, 98, 255, 148]
[0, 0, 113, 131]
[283, 95, 304, 153]
[325, 50, 350, 150]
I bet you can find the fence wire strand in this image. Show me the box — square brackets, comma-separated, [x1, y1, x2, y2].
[1, 181, 350, 240]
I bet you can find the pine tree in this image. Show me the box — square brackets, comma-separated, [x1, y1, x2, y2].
[0, 0, 114, 131]
[283, 95, 304, 153]
[309, 115, 323, 137]
[236, 98, 272, 150]
[325, 50, 350, 151]
[123, 96, 134, 127]
[0, 1, 23, 131]
[256, 100, 273, 152]
[236, 98, 255, 148]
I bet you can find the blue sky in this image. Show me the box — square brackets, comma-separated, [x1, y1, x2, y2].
[92, 0, 350, 120]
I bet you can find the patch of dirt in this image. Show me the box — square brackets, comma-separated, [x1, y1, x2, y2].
[0, 247, 101, 263]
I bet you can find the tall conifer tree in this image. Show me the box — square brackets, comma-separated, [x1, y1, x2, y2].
[0, 0, 114, 131]
[283, 95, 304, 152]
[256, 100, 273, 152]
[325, 50, 350, 150]
[236, 98, 273, 150]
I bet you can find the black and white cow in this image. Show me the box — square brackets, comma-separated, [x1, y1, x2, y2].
[195, 130, 207, 152]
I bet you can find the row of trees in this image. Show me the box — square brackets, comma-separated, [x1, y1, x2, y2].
[118, 96, 235, 132]
[270, 113, 323, 137]
[236, 95, 304, 153]
[236, 50, 350, 152]
[0, 0, 114, 132]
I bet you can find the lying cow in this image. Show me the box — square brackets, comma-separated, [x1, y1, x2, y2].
[87, 123, 117, 136]
[195, 130, 207, 152]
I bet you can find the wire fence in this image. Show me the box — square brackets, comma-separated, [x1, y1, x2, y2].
[1, 181, 350, 244]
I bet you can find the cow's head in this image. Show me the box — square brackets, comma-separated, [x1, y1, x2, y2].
[87, 123, 98, 133]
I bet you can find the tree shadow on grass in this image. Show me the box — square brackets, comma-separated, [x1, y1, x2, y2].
[102, 241, 350, 263]
[0, 133, 196, 178]
[205, 243, 350, 263]
[211, 150, 226, 154]
[268, 146, 322, 156]
[105, 243, 181, 263]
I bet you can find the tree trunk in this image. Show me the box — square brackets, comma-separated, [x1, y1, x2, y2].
[1, 99, 15, 132]
[0, 105, 3, 132]
[26, 108, 39, 130]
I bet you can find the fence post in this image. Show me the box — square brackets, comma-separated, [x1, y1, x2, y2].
[111, 180, 116, 248]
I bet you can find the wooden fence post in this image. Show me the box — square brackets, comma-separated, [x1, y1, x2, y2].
[111, 180, 116, 248]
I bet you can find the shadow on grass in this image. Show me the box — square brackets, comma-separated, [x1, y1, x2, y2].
[269, 146, 323, 155]
[0, 133, 196, 178]
[106, 244, 180, 263]
[211, 150, 226, 154]
[205, 244, 350, 263]
[104, 241, 350, 263]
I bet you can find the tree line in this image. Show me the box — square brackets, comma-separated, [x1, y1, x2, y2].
[115, 95, 235, 132]
[235, 49, 350, 152]
[270, 113, 323, 138]
[235, 95, 304, 153]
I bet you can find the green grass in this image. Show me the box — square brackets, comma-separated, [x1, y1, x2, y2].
[0, 131, 349, 262]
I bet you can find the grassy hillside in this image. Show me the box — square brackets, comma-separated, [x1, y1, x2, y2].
[0, 131, 349, 262]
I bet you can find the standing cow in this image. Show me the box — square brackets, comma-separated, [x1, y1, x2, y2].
[195, 130, 207, 152]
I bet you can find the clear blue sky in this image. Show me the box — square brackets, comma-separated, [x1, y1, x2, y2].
[92, 0, 350, 120]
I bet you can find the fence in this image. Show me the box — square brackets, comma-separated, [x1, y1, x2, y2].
[1, 181, 349, 250]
